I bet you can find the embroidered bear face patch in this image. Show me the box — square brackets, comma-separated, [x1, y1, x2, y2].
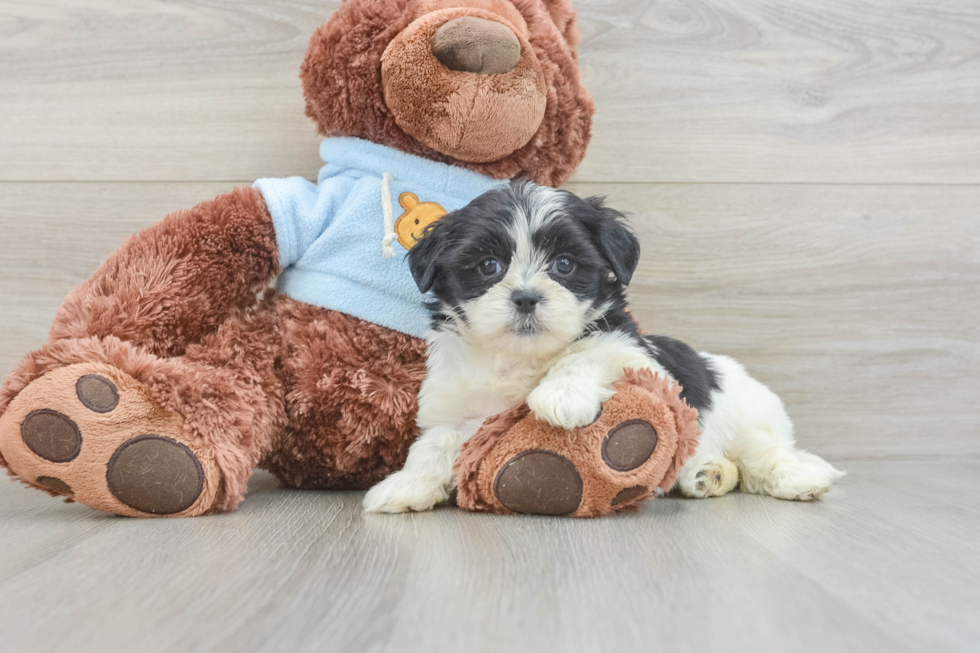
[395, 192, 447, 250]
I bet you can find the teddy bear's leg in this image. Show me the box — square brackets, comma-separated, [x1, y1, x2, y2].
[455, 371, 701, 518]
[258, 299, 428, 493]
[0, 304, 286, 516]
[0, 188, 284, 515]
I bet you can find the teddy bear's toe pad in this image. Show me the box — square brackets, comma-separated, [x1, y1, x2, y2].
[494, 449, 583, 516]
[611, 484, 647, 506]
[107, 435, 205, 514]
[35, 475, 73, 496]
[75, 374, 120, 413]
[602, 419, 658, 471]
[21, 409, 83, 462]
[0, 363, 218, 517]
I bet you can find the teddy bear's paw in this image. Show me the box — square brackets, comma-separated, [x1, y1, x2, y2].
[489, 416, 665, 516]
[0, 363, 220, 517]
[677, 458, 740, 498]
[457, 371, 705, 517]
[363, 470, 448, 514]
[526, 377, 609, 430]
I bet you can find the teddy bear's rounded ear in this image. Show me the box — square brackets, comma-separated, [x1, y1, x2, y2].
[534, 0, 581, 50]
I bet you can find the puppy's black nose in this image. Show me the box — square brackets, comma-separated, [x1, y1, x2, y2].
[512, 290, 541, 314]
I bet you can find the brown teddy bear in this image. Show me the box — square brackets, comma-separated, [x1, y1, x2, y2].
[0, 0, 699, 518]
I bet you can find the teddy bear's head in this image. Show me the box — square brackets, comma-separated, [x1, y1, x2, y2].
[301, 0, 594, 187]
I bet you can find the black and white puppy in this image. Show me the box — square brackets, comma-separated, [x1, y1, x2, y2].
[363, 181, 843, 513]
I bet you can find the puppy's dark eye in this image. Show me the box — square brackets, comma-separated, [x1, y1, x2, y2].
[551, 257, 576, 276]
[478, 258, 504, 277]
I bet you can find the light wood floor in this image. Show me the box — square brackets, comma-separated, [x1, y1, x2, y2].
[1, 1, 978, 651]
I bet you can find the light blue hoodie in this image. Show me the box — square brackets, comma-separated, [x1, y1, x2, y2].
[254, 137, 507, 339]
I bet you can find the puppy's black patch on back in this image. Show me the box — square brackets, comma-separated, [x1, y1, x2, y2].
[642, 335, 719, 414]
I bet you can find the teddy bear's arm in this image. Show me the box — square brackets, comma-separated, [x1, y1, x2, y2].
[48, 187, 281, 358]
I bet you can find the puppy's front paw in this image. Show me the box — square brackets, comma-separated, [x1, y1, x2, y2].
[527, 378, 607, 430]
[363, 471, 448, 514]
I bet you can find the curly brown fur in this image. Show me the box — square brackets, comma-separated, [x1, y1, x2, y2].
[49, 188, 279, 359]
[265, 297, 428, 491]
[536, 0, 580, 47]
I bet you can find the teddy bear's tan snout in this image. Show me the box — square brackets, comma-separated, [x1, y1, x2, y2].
[431, 16, 521, 75]
[381, 7, 547, 164]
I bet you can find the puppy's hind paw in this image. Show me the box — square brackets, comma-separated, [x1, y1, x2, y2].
[678, 458, 740, 498]
[363, 471, 448, 514]
[763, 461, 843, 501]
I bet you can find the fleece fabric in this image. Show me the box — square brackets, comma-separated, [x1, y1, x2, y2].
[255, 137, 507, 338]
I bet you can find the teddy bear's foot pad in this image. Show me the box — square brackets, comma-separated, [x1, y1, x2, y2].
[106, 435, 205, 514]
[0, 363, 218, 517]
[493, 449, 583, 515]
[602, 419, 659, 471]
[20, 409, 82, 463]
[36, 475, 73, 495]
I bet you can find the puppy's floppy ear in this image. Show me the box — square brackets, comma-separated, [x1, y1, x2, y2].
[585, 196, 641, 285]
[407, 221, 445, 294]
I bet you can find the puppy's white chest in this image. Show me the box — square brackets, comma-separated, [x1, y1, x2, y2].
[487, 356, 546, 403]
[451, 350, 545, 407]
[418, 336, 550, 427]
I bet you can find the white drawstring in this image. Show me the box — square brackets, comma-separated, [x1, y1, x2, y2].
[381, 172, 397, 259]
